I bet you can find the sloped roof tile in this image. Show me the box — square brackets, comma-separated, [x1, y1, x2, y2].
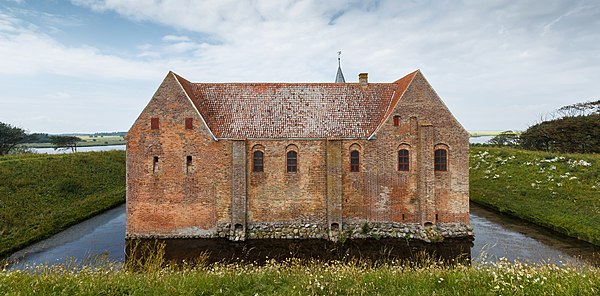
[173, 71, 418, 139]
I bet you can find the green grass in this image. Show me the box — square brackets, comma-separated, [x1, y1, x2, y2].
[0, 151, 126, 258]
[1, 257, 599, 295]
[470, 147, 600, 245]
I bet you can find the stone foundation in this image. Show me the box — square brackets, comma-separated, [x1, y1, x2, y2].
[126, 222, 473, 243]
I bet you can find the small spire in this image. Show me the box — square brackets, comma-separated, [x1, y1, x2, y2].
[335, 51, 345, 83]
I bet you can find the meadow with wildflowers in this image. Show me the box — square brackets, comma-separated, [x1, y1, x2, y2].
[1, 255, 599, 295]
[470, 147, 600, 245]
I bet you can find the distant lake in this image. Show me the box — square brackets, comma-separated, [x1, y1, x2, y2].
[33, 145, 126, 154]
[469, 136, 493, 144]
[30, 137, 489, 154]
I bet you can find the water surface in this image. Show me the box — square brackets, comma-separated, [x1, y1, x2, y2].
[8, 202, 600, 268]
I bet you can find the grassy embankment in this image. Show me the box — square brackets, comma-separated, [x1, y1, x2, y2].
[0, 151, 126, 258]
[25, 135, 125, 148]
[470, 147, 600, 246]
[1, 257, 599, 295]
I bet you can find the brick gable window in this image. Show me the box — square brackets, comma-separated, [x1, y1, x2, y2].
[398, 149, 409, 171]
[434, 149, 447, 171]
[185, 118, 193, 129]
[287, 151, 297, 173]
[253, 151, 264, 172]
[150, 117, 159, 130]
[350, 150, 360, 172]
[393, 115, 400, 126]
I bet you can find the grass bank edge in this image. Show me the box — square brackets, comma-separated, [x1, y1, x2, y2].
[469, 146, 600, 246]
[0, 151, 126, 258]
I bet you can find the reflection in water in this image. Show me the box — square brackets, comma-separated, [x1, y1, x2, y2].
[470, 203, 600, 265]
[7, 202, 600, 269]
[126, 237, 472, 265]
[7, 204, 126, 269]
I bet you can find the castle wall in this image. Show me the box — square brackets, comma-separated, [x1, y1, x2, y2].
[126, 71, 470, 241]
[245, 140, 327, 224]
[126, 74, 232, 237]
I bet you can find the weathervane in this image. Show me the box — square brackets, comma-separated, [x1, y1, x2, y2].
[337, 51, 342, 67]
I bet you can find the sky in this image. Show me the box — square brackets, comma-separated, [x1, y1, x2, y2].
[0, 0, 599, 134]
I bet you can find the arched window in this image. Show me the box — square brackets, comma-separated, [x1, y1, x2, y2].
[350, 150, 360, 172]
[253, 151, 264, 172]
[434, 149, 447, 171]
[287, 151, 297, 172]
[398, 149, 409, 171]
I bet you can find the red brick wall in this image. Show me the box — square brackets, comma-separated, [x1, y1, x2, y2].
[340, 71, 469, 224]
[246, 140, 327, 223]
[127, 71, 469, 238]
[126, 73, 232, 237]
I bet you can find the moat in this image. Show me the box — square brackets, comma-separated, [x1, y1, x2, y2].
[7, 202, 600, 268]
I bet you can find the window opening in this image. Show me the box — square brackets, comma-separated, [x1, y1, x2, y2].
[186, 155, 192, 174]
[434, 149, 447, 171]
[393, 115, 400, 126]
[151, 117, 159, 130]
[287, 151, 297, 172]
[350, 150, 360, 172]
[253, 151, 264, 172]
[185, 118, 193, 129]
[398, 149, 409, 171]
[153, 156, 159, 173]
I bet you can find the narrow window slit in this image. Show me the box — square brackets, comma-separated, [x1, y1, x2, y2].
[153, 156, 159, 173]
[186, 155, 192, 174]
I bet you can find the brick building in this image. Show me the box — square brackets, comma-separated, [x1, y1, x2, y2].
[126, 69, 471, 243]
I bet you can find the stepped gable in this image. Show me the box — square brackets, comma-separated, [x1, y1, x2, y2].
[173, 70, 418, 139]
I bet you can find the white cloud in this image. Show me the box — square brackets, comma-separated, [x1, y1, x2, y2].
[0, 11, 162, 80]
[162, 35, 190, 42]
[1, 0, 600, 133]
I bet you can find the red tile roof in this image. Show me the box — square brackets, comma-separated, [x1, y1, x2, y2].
[173, 71, 418, 139]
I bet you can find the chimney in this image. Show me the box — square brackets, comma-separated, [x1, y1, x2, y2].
[358, 73, 368, 88]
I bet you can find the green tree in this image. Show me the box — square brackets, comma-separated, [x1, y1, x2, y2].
[49, 135, 82, 152]
[487, 130, 519, 147]
[520, 114, 600, 153]
[0, 122, 28, 155]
